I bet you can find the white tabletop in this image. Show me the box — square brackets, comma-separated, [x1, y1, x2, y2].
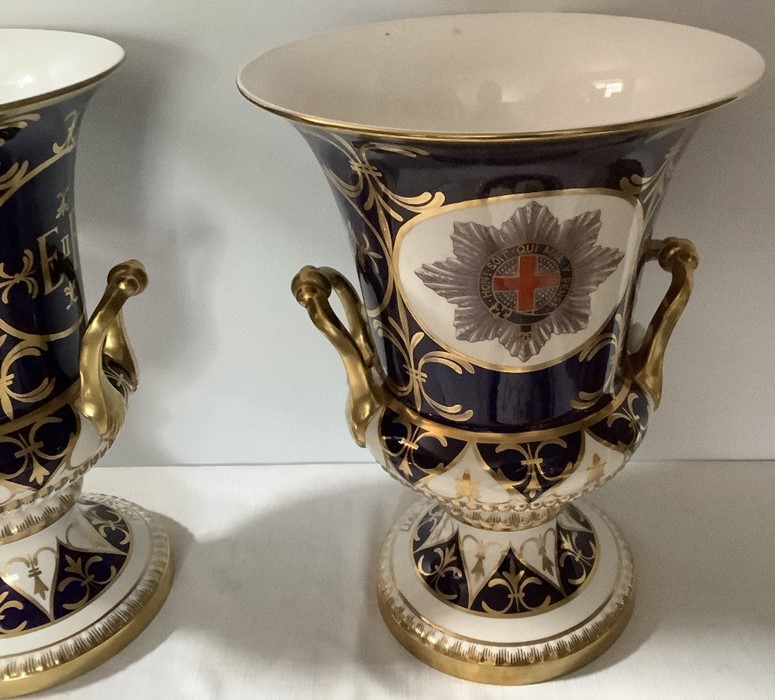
[42, 462, 775, 699]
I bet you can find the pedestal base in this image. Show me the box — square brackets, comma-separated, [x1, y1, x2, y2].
[377, 499, 633, 684]
[0, 493, 172, 696]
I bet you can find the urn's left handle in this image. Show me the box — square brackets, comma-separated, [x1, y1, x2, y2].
[292, 265, 382, 447]
[74, 260, 148, 441]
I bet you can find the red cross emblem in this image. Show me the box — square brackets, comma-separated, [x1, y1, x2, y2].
[492, 254, 561, 312]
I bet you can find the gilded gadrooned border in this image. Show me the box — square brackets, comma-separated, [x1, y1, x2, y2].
[0, 493, 173, 697]
[377, 500, 634, 684]
[378, 442, 628, 532]
[373, 381, 636, 531]
[0, 403, 114, 544]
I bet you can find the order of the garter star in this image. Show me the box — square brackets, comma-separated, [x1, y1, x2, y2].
[416, 200, 624, 361]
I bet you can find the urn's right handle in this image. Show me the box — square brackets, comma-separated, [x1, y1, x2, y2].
[628, 237, 699, 408]
[291, 265, 382, 447]
[74, 260, 148, 441]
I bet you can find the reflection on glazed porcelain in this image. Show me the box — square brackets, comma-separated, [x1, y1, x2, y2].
[0, 29, 172, 697]
[238, 14, 763, 137]
[239, 13, 764, 685]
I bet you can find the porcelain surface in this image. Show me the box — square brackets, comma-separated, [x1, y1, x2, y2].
[0, 30, 169, 695]
[0, 30, 123, 111]
[238, 13, 765, 137]
[241, 12, 763, 684]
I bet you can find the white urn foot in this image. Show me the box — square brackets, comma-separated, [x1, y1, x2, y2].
[0, 493, 172, 697]
[377, 499, 634, 684]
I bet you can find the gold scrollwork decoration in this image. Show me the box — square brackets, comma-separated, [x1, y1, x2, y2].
[0, 591, 25, 633]
[301, 128, 445, 317]
[0, 113, 41, 146]
[74, 260, 148, 441]
[0, 335, 54, 421]
[0, 111, 79, 208]
[293, 133, 474, 429]
[570, 313, 623, 411]
[374, 310, 475, 422]
[620, 130, 692, 229]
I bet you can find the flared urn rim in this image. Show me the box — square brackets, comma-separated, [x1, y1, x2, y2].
[237, 12, 765, 141]
[0, 29, 124, 114]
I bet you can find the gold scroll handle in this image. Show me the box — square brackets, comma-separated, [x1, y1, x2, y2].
[291, 265, 382, 447]
[628, 237, 699, 408]
[74, 260, 148, 441]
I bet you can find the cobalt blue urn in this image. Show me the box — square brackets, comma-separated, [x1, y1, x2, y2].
[0, 29, 172, 695]
[239, 13, 764, 684]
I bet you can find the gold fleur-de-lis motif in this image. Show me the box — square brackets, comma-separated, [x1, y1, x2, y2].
[0, 250, 39, 303]
[83, 507, 131, 548]
[382, 414, 451, 479]
[55, 188, 71, 220]
[63, 280, 79, 310]
[559, 529, 597, 587]
[0, 415, 70, 485]
[415, 544, 464, 602]
[496, 439, 571, 500]
[606, 392, 643, 436]
[57, 553, 119, 612]
[455, 470, 479, 500]
[482, 557, 553, 614]
[7, 547, 56, 600]
[585, 453, 607, 489]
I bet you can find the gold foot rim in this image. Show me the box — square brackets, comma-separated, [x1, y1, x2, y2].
[377, 501, 634, 685]
[0, 494, 173, 697]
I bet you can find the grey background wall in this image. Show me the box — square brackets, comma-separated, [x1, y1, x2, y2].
[4, 1, 773, 466]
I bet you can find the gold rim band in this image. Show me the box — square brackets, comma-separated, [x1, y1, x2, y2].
[239, 79, 750, 143]
[0, 61, 124, 118]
